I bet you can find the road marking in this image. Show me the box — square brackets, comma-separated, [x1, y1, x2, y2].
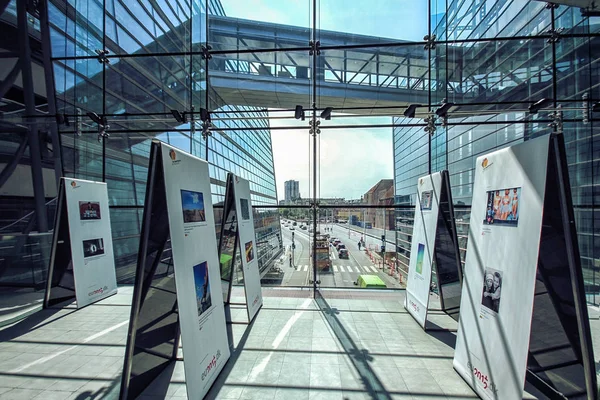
[354, 266, 361, 273]
[362, 266, 371, 273]
[303, 265, 308, 272]
[339, 265, 345, 272]
[333, 265, 338, 272]
[370, 266, 379, 273]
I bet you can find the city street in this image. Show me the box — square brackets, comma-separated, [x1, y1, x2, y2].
[278, 222, 402, 289]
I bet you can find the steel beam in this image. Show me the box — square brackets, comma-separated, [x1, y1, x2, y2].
[17, 0, 48, 232]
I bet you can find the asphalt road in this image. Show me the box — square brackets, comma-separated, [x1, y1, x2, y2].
[278, 223, 402, 289]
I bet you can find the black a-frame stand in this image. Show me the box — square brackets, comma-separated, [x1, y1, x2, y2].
[218, 173, 239, 309]
[119, 142, 180, 400]
[525, 133, 597, 400]
[432, 170, 463, 322]
[218, 172, 262, 325]
[44, 180, 77, 308]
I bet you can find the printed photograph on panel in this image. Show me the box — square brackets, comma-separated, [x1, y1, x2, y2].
[181, 190, 206, 223]
[79, 201, 101, 220]
[245, 240, 255, 263]
[484, 187, 521, 226]
[420, 190, 433, 210]
[82, 238, 105, 258]
[481, 268, 502, 313]
[415, 243, 425, 274]
[193, 261, 212, 317]
[240, 198, 250, 220]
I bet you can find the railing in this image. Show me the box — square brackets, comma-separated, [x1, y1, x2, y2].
[0, 232, 53, 290]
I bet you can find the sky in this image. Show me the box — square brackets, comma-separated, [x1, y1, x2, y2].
[217, 0, 429, 201]
[270, 114, 394, 200]
[220, 0, 429, 42]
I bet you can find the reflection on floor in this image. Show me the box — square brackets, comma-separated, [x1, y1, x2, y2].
[0, 286, 582, 399]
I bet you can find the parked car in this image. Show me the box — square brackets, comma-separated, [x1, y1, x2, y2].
[336, 243, 346, 251]
[338, 249, 349, 259]
[332, 239, 342, 247]
[289, 226, 295, 230]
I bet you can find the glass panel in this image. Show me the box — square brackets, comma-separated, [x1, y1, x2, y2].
[446, 113, 529, 205]
[445, 0, 549, 41]
[53, 58, 104, 114]
[446, 38, 553, 105]
[315, 45, 430, 111]
[105, 56, 190, 114]
[208, 0, 310, 51]
[105, 0, 193, 55]
[208, 50, 311, 110]
[317, 0, 428, 45]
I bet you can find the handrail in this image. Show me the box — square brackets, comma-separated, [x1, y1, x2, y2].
[0, 197, 57, 233]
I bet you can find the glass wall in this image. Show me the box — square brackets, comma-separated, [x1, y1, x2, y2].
[42, 0, 599, 303]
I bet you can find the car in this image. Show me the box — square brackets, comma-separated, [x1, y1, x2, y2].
[293, 222, 297, 226]
[336, 242, 346, 250]
[354, 274, 387, 288]
[289, 226, 295, 230]
[338, 249, 349, 259]
[301, 225, 307, 230]
[329, 237, 337, 243]
[332, 239, 342, 247]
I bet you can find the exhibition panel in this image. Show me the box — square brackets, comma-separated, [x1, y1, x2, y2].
[454, 135, 550, 400]
[44, 178, 118, 309]
[120, 141, 230, 399]
[229, 173, 263, 322]
[404, 170, 462, 328]
[453, 134, 597, 400]
[405, 172, 442, 328]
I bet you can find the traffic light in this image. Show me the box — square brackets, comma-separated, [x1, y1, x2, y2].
[381, 235, 385, 242]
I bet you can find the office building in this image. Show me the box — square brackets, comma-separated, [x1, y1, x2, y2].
[284, 180, 300, 203]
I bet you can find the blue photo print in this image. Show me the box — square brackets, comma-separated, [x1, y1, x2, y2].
[193, 261, 212, 317]
[181, 189, 206, 223]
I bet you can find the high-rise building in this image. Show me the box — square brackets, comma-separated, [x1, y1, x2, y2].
[0, 0, 282, 284]
[393, 2, 599, 302]
[284, 180, 300, 203]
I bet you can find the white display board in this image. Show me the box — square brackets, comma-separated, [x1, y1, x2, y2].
[160, 143, 230, 399]
[231, 174, 263, 321]
[453, 136, 551, 400]
[404, 172, 442, 328]
[63, 178, 117, 308]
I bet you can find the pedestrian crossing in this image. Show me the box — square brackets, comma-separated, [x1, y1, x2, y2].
[295, 265, 379, 273]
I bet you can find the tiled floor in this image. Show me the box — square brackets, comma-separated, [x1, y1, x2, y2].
[0, 286, 579, 399]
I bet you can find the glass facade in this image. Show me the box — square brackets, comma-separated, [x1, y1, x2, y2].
[1, 0, 597, 301]
[394, 2, 600, 305]
[47, 0, 281, 283]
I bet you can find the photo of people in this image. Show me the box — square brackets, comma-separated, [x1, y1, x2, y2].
[420, 191, 433, 210]
[483, 187, 521, 226]
[240, 198, 250, 220]
[193, 261, 212, 317]
[415, 243, 425, 274]
[79, 201, 101, 220]
[82, 238, 105, 258]
[481, 268, 502, 313]
[181, 190, 206, 223]
[245, 240, 254, 263]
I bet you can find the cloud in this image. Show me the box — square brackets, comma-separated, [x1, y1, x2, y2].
[270, 114, 394, 201]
